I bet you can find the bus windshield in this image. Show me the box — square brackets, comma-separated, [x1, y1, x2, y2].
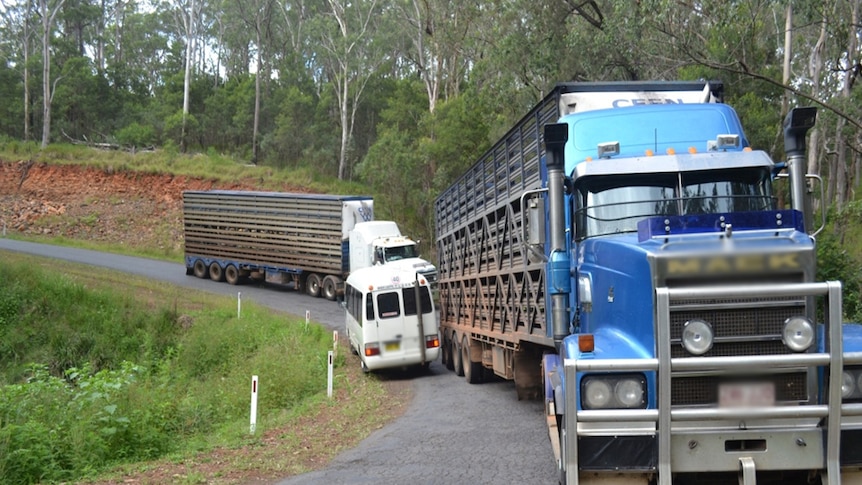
[576, 167, 775, 239]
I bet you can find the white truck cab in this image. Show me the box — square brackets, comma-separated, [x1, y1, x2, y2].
[349, 221, 438, 287]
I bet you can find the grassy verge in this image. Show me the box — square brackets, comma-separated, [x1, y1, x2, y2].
[3, 232, 186, 262]
[0, 142, 369, 196]
[0, 252, 410, 485]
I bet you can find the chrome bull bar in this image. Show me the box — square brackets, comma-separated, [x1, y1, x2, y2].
[563, 281, 862, 485]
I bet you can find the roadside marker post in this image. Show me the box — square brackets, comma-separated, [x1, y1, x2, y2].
[250, 375, 258, 434]
[327, 351, 334, 399]
[333, 331, 338, 358]
[305, 310, 310, 331]
[237, 292, 242, 319]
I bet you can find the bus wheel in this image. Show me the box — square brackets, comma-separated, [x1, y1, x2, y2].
[462, 336, 483, 384]
[322, 275, 339, 301]
[452, 335, 464, 377]
[193, 260, 208, 278]
[209, 262, 225, 282]
[306, 273, 322, 297]
[225, 264, 241, 285]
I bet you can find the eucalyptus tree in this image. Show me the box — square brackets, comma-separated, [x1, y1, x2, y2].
[167, 0, 205, 151]
[1, 0, 37, 140]
[233, 0, 275, 164]
[38, 0, 66, 148]
[309, 0, 391, 180]
[396, 0, 477, 113]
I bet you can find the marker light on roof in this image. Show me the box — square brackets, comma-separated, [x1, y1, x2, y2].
[597, 141, 620, 159]
[666, 147, 676, 155]
[707, 134, 741, 151]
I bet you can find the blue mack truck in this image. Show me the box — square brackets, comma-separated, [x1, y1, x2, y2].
[433, 81, 862, 485]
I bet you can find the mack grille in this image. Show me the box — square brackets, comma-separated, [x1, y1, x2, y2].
[666, 282, 810, 407]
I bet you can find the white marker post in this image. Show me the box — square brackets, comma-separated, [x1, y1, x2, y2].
[250, 375, 258, 434]
[327, 351, 334, 399]
[305, 310, 310, 331]
[333, 330, 338, 358]
[237, 292, 242, 319]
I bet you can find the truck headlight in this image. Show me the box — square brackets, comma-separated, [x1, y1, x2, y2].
[843, 371, 856, 399]
[615, 378, 646, 408]
[681, 319, 713, 355]
[583, 379, 612, 409]
[782, 316, 814, 352]
[581, 374, 647, 409]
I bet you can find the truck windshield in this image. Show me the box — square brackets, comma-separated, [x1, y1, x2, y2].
[384, 244, 418, 262]
[576, 167, 775, 239]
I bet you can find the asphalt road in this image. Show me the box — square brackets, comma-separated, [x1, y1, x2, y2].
[0, 239, 559, 484]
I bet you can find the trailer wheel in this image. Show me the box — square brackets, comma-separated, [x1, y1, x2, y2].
[193, 260, 208, 278]
[322, 275, 339, 301]
[225, 264, 241, 285]
[452, 334, 464, 376]
[306, 273, 322, 297]
[462, 336, 483, 384]
[209, 262, 225, 282]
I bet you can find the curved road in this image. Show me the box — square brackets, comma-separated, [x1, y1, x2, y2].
[0, 239, 558, 484]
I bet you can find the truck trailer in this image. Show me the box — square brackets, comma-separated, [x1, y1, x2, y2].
[183, 190, 436, 300]
[434, 81, 862, 484]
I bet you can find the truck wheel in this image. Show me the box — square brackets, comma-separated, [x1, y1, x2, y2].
[322, 275, 339, 301]
[462, 335, 484, 384]
[452, 335, 464, 376]
[441, 334, 453, 370]
[306, 273, 322, 298]
[193, 260, 208, 278]
[209, 262, 225, 282]
[225, 264, 241, 285]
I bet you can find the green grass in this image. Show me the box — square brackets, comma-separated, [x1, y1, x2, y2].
[0, 251, 366, 485]
[3, 232, 185, 262]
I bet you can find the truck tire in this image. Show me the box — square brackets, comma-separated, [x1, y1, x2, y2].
[452, 334, 464, 376]
[306, 273, 322, 298]
[322, 275, 339, 301]
[193, 259, 208, 278]
[462, 335, 484, 384]
[225, 264, 241, 285]
[209, 262, 225, 282]
[441, 334, 453, 370]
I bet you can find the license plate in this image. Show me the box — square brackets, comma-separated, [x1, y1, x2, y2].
[719, 382, 775, 408]
[384, 341, 400, 351]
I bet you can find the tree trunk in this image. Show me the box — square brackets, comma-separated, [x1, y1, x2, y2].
[780, 4, 791, 120]
[40, 0, 65, 149]
[181, 0, 196, 153]
[806, 6, 828, 176]
[337, 74, 349, 180]
[23, 14, 31, 142]
[252, 27, 261, 164]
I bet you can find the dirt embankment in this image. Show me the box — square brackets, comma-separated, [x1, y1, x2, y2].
[0, 161, 305, 253]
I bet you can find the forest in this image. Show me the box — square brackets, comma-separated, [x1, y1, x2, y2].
[0, 0, 861, 244]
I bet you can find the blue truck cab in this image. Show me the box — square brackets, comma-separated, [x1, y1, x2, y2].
[537, 84, 862, 485]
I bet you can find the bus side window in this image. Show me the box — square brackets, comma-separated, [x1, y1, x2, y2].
[365, 293, 375, 321]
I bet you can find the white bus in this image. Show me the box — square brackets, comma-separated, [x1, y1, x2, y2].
[344, 266, 440, 372]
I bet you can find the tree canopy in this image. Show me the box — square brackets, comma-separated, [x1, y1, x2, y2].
[0, 0, 860, 236]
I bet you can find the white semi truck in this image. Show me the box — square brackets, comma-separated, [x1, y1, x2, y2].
[183, 190, 437, 300]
